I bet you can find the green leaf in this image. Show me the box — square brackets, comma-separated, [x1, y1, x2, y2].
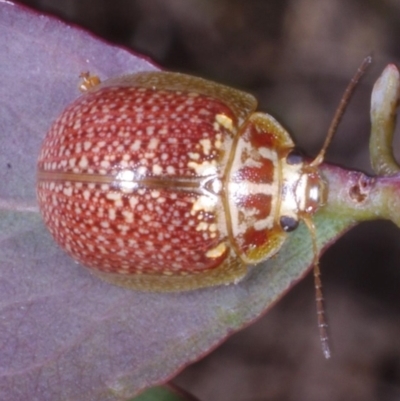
[131, 385, 199, 401]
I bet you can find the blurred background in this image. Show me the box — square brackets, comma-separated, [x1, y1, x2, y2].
[15, 1, 400, 400]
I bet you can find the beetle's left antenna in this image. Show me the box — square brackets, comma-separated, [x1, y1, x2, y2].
[310, 56, 372, 168]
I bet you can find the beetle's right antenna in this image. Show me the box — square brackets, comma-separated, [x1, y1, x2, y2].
[303, 216, 331, 359]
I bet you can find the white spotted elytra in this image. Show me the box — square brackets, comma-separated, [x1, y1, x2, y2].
[37, 58, 371, 358]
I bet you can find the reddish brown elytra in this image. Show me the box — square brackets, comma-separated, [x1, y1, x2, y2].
[37, 58, 371, 358]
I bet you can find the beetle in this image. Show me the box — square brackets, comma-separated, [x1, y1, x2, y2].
[37, 58, 371, 358]
[37, 70, 325, 290]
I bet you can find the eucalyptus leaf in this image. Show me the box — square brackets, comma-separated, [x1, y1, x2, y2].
[0, 2, 395, 401]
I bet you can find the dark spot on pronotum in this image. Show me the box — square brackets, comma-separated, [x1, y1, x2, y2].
[286, 149, 304, 165]
[280, 215, 299, 232]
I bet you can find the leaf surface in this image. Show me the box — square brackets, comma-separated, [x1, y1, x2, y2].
[0, 2, 358, 400]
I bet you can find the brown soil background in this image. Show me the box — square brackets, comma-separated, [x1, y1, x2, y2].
[17, 1, 400, 400]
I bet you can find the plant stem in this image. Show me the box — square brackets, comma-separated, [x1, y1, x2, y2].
[321, 164, 400, 228]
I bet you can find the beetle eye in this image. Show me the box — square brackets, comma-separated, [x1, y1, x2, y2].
[280, 216, 299, 232]
[286, 149, 304, 165]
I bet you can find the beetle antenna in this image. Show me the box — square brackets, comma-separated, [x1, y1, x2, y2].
[302, 216, 331, 359]
[302, 57, 372, 358]
[310, 56, 372, 167]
